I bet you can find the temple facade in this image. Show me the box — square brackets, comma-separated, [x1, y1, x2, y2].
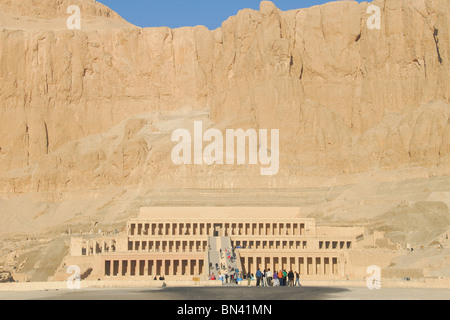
[66, 207, 399, 281]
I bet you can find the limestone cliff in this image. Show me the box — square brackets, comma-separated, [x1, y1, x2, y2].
[0, 0, 449, 199]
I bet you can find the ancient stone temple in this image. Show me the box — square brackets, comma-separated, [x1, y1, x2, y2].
[66, 207, 401, 281]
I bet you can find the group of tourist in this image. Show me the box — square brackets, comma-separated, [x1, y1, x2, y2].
[211, 246, 302, 287]
[220, 247, 237, 262]
[212, 268, 302, 287]
[212, 272, 241, 283]
[253, 269, 301, 287]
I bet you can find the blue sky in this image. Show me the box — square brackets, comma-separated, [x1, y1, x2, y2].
[97, 0, 366, 30]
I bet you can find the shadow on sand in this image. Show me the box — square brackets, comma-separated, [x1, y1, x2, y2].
[32, 285, 351, 300]
[147, 286, 350, 300]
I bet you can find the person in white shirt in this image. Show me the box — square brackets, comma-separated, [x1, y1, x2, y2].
[266, 269, 273, 286]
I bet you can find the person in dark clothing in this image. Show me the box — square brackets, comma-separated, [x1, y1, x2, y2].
[256, 269, 263, 287]
[261, 269, 266, 286]
[294, 271, 301, 286]
[288, 271, 295, 286]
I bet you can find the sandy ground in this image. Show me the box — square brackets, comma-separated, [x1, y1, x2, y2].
[0, 286, 449, 300]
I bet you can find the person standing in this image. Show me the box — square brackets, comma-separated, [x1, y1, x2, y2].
[256, 269, 262, 287]
[282, 270, 287, 286]
[294, 271, 301, 286]
[288, 270, 294, 286]
[266, 269, 272, 286]
[261, 269, 266, 287]
[278, 270, 283, 286]
[273, 270, 279, 286]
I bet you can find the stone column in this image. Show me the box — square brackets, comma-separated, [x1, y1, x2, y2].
[150, 260, 154, 276]
[195, 260, 199, 275]
[127, 260, 132, 277]
[117, 260, 122, 277]
[170, 259, 175, 276]
[145, 260, 150, 276]
[328, 257, 333, 275]
[316, 257, 320, 276]
[244, 256, 249, 273]
[301, 257, 305, 275]
[313, 257, 317, 275]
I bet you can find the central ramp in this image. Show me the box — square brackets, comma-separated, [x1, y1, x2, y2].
[208, 236, 243, 278]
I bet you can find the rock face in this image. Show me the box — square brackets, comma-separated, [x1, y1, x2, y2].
[0, 0, 125, 21]
[0, 271, 13, 283]
[0, 0, 449, 199]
